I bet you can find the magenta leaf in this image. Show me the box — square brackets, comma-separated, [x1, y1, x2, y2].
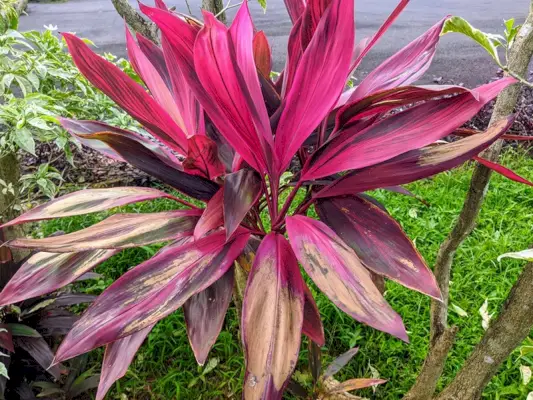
[349, 18, 448, 101]
[136, 33, 172, 91]
[253, 31, 272, 79]
[302, 283, 325, 346]
[62, 125, 220, 200]
[224, 169, 262, 240]
[193, 9, 273, 174]
[8, 210, 200, 252]
[316, 195, 441, 299]
[184, 267, 234, 365]
[125, 27, 186, 134]
[286, 215, 408, 341]
[0, 250, 117, 306]
[2, 187, 177, 228]
[303, 78, 515, 180]
[474, 156, 533, 186]
[194, 188, 224, 239]
[284, 0, 306, 23]
[242, 233, 305, 400]
[62, 33, 187, 153]
[54, 229, 250, 362]
[60, 118, 181, 165]
[317, 116, 515, 197]
[183, 135, 225, 179]
[275, 0, 354, 173]
[96, 325, 154, 400]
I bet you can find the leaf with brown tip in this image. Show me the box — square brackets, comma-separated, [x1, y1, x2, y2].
[223, 169, 261, 239]
[242, 233, 305, 400]
[184, 267, 234, 365]
[8, 210, 200, 252]
[96, 325, 154, 400]
[286, 215, 408, 341]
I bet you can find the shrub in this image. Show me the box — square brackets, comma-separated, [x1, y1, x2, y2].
[0, 0, 528, 398]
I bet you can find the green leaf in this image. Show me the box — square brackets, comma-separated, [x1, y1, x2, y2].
[442, 16, 502, 64]
[26, 72, 40, 90]
[14, 75, 32, 96]
[0, 362, 8, 380]
[14, 127, 36, 155]
[2, 73, 14, 89]
[7, 323, 41, 338]
[257, 0, 267, 11]
[504, 18, 515, 34]
[28, 117, 53, 131]
[451, 304, 468, 317]
[498, 249, 533, 262]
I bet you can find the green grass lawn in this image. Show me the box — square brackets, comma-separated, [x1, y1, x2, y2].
[40, 149, 533, 399]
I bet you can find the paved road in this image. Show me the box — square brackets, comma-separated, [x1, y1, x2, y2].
[19, 0, 531, 87]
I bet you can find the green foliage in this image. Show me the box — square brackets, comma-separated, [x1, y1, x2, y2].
[40, 150, 533, 399]
[0, 12, 139, 201]
[0, 0, 18, 33]
[442, 16, 505, 65]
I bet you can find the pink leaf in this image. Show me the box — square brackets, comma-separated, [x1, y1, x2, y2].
[8, 210, 201, 252]
[303, 78, 516, 180]
[316, 195, 441, 299]
[125, 27, 186, 133]
[286, 215, 408, 341]
[349, 17, 448, 102]
[284, 0, 306, 23]
[275, 0, 354, 173]
[475, 156, 533, 186]
[0, 250, 117, 306]
[317, 116, 515, 197]
[242, 233, 305, 399]
[194, 189, 224, 239]
[302, 283, 325, 346]
[54, 229, 250, 362]
[62, 33, 188, 153]
[184, 267, 234, 365]
[224, 169, 262, 240]
[96, 325, 154, 400]
[2, 187, 177, 228]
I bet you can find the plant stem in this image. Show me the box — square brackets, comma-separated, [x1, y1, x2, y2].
[273, 180, 303, 229]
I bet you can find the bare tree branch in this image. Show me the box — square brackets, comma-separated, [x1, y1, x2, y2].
[403, 327, 458, 400]
[202, 0, 226, 23]
[430, 0, 533, 345]
[110, 0, 159, 44]
[436, 258, 533, 400]
[403, 3, 533, 399]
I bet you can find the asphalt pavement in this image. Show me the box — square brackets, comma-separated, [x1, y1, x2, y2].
[18, 0, 531, 87]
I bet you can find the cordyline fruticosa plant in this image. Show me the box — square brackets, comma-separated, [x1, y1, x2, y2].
[0, 0, 531, 398]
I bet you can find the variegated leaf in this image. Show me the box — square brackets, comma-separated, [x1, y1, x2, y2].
[54, 229, 250, 362]
[8, 210, 200, 252]
[242, 233, 305, 400]
[286, 215, 407, 341]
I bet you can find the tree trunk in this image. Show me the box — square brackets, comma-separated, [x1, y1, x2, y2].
[202, 0, 226, 23]
[404, 3, 533, 399]
[110, 0, 159, 44]
[436, 259, 533, 400]
[0, 153, 28, 262]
